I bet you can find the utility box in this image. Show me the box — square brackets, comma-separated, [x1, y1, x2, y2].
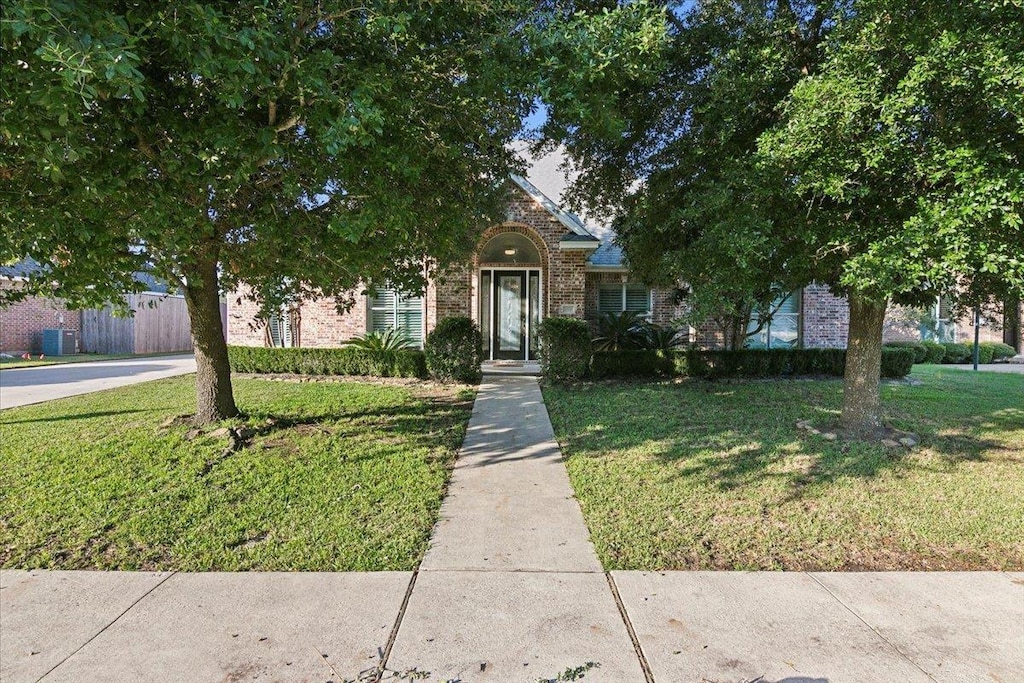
[41, 329, 79, 356]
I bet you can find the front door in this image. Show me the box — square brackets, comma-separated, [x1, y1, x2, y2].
[493, 271, 527, 360]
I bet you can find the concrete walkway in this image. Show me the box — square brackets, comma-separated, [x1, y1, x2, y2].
[2, 375, 1022, 682]
[0, 354, 196, 409]
[386, 376, 645, 681]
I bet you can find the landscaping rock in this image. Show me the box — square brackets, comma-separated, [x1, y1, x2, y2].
[234, 427, 257, 440]
[822, 432, 837, 441]
[899, 436, 918, 448]
[881, 439, 900, 448]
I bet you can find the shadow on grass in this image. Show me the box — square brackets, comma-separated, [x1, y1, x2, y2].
[226, 394, 476, 461]
[548, 375, 1023, 499]
[1, 409, 149, 424]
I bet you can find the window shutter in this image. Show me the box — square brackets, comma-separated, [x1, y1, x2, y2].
[624, 285, 650, 315]
[598, 285, 623, 315]
[396, 295, 424, 345]
[370, 289, 397, 333]
[370, 287, 424, 346]
[268, 315, 283, 347]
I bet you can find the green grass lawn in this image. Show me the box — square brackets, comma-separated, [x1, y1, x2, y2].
[0, 376, 474, 571]
[543, 365, 1023, 571]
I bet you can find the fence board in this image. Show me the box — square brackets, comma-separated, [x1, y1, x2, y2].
[81, 305, 134, 354]
[132, 293, 193, 354]
[81, 294, 194, 354]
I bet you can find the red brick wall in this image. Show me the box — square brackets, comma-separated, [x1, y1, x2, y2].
[0, 280, 82, 354]
[226, 283, 369, 347]
[801, 284, 850, 349]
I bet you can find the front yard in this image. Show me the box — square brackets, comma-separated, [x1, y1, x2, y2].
[544, 365, 1024, 571]
[0, 376, 474, 571]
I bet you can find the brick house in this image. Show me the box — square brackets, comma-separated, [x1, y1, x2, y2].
[0, 259, 82, 356]
[226, 173, 1023, 358]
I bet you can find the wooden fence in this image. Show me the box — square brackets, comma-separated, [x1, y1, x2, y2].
[81, 293, 207, 354]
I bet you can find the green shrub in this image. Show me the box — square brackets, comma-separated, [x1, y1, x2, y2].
[884, 341, 927, 363]
[346, 328, 415, 351]
[672, 351, 690, 377]
[920, 341, 947, 364]
[683, 348, 847, 379]
[539, 317, 592, 382]
[592, 311, 647, 351]
[880, 347, 915, 378]
[227, 345, 427, 378]
[975, 343, 995, 364]
[591, 350, 674, 378]
[941, 342, 972, 364]
[424, 317, 482, 383]
[640, 324, 688, 352]
[981, 341, 1017, 361]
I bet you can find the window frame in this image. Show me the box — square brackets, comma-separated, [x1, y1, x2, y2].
[745, 292, 801, 349]
[597, 282, 653, 319]
[368, 287, 425, 348]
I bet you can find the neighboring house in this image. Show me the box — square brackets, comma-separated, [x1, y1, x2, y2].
[0, 258, 197, 356]
[226, 167, 1023, 358]
[0, 258, 82, 356]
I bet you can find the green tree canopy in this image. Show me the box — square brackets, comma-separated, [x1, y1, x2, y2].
[1, 1, 538, 422]
[542, 0, 1024, 432]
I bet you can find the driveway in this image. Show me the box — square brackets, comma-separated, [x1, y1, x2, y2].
[0, 354, 196, 409]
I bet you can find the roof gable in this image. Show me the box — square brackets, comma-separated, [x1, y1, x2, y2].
[509, 175, 596, 238]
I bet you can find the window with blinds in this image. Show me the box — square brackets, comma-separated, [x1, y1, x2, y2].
[598, 283, 651, 317]
[268, 310, 294, 347]
[745, 292, 800, 348]
[370, 288, 424, 346]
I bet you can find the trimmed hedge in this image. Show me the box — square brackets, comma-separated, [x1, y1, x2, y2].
[684, 348, 848, 379]
[981, 341, 1017, 361]
[884, 341, 927, 364]
[976, 344, 995, 364]
[920, 341, 947, 364]
[880, 347, 916, 378]
[539, 317, 591, 382]
[591, 350, 674, 379]
[941, 342, 972, 364]
[424, 317, 483, 383]
[227, 345, 427, 378]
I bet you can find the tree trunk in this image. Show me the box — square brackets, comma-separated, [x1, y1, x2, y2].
[182, 256, 238, 424]
[841, 292, 888, 434]
[1004, 297, 1021, 353]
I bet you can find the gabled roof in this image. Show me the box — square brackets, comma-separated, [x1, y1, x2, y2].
[510, 174, 597, 239]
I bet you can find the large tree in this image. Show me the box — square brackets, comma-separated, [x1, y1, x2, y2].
[541, 0, 1023, 434]
[1, 1, 537, 423]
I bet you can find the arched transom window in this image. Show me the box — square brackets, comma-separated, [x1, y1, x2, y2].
[479, 233, 541, 265]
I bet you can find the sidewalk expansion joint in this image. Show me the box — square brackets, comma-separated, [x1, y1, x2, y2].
[805, 572, 939, 683]
[374, 568, 419, 683]
[36, 570, 177, 683]
[605, 572, 656, 683]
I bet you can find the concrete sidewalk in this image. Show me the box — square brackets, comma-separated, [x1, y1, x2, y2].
[2, 375, 1022, 682]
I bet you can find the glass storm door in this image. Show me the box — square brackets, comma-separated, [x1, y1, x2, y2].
[494, 271, 527, 360]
